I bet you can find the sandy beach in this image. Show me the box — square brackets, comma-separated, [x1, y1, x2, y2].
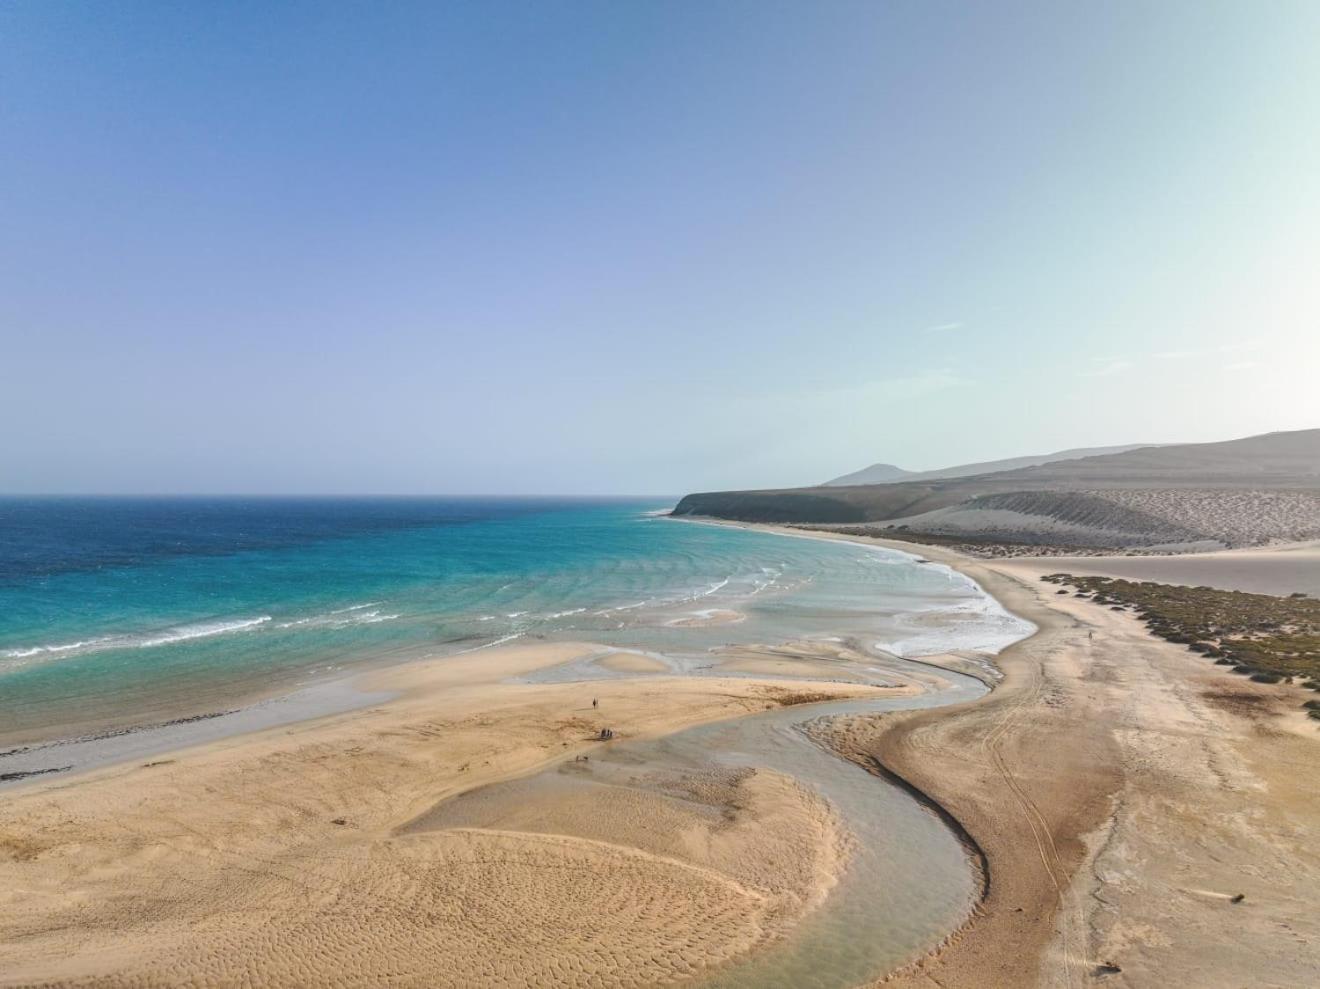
[9, 2, 1317, 983]
[4, 524, 1317, 988]
[999, 540, 1320, 597]
[0, 639, 943, 988]
[768, 527, 1320, 987]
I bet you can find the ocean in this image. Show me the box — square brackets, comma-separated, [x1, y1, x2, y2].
[0, 497, 1029, 750]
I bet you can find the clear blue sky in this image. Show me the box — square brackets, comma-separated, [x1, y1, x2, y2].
[3, 1, 1318, 494]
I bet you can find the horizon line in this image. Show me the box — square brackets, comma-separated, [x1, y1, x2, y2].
[0, 492, 681, 500]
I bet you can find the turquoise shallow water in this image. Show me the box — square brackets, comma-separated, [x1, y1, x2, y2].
[0, 497, 1028, 744]
[0, 497, 1033, 981]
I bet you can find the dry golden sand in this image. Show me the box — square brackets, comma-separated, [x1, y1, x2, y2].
[0, 642, 885, 988]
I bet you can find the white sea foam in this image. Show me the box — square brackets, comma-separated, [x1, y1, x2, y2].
[2, 637, 117, 661]
[871, 583, 1035, 658]
[672, 577, 730, 604]
[275, 609, 399, 630]
[1, 603, 411, 674]
[748, 567, 783, 596]
[683, 521, 1036, 659]
[451, 632, 524, 655]
[594, 601, 648, 616]
[139, 616, 272, 648]
[1, 616, 274, 670]
[545, 607, 586, 619]
[353, 612, 400, 625]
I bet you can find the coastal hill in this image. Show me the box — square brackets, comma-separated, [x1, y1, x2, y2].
[823, 443, 1151, 487]
[824, 462, 913, 486]
[674, 429, 1320, 550]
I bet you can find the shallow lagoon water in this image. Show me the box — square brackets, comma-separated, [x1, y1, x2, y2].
[1, 499, 1030, 982]
[430, 646, 989, 988]
[0, 498, 1028, 746]
[692, 678, 986, 988]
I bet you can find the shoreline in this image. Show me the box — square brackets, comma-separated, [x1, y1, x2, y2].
[0, 523, 1016, 988]
[0, 629, 574, 792]
[725, 520, 1320, 987]
[670, 516, 1036, 660]
[859, 539, 1113, 987]
[1, 516, 1024, 792]
[0, 674, 395, 790]
[0, 638, 984, 988]
[686, 520, 1074, 983]
[13, 516, 1309, 985]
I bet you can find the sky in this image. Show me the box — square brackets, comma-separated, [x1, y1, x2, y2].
[2, 1, 1318, 495]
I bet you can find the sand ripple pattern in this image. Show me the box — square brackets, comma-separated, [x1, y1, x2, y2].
[0, 652, 865, 989]
[12, 831, 766, 988]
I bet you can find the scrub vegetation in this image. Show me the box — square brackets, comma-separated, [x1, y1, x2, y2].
[1041, 574, 1320, 718]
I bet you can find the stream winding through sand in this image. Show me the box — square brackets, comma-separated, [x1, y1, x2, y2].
[427, 645, 989, 989]
[692, 665, 987, 988]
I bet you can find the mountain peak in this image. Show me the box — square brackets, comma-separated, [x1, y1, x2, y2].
[823, 444, 1152, 487]
[825, 463, 913, 486]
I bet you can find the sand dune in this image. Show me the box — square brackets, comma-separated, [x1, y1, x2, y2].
[676, 429, 1320, 550]
[886, 487, 1320, 549]
[823, 443, 1151, 487]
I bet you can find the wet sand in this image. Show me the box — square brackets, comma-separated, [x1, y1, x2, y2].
[666, 608, 746, 627]
[0, 638, 976, 988]
[1003, 541, 1320, 597]
[10, 521, 1308, 987]
[760, 528, 1320, 987]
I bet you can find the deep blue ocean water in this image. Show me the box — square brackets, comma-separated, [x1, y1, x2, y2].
[0, 497, 1027, 743]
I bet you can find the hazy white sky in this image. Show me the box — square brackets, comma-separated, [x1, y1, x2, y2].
[2, 2, 1318, 494]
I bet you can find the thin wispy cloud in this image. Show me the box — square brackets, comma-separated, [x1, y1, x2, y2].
[742, 368, 968, 421]
[1223, 360, 1259, 371]
[1080, 357, 1132, 378]
[1150, 341, 1266, 364]
[811, 367, 969, 405]
[923, 321, 964, 333]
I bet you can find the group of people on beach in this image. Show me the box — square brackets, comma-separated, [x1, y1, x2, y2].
[590, 699, 614, 740]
